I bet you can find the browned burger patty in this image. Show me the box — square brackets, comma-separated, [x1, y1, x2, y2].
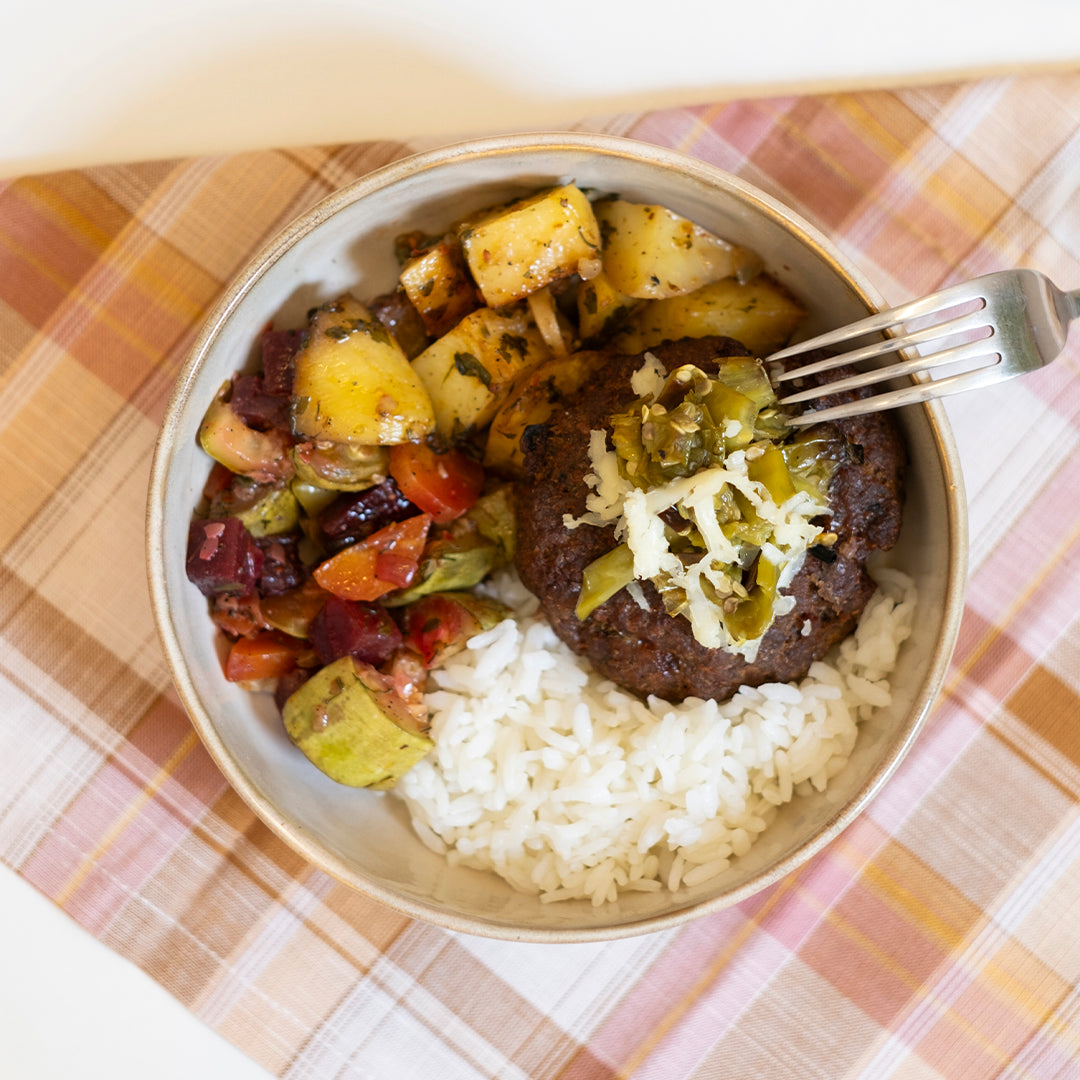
[513, 335, 906, 703]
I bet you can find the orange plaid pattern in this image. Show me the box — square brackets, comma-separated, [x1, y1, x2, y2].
[3, 73, 1080, 1078]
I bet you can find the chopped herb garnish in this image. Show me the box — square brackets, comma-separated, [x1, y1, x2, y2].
[497, 333, 528, 361]
[577, 226, 599, 250]
[453, 351, 492, 387]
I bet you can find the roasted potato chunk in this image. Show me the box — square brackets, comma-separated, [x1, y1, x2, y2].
[576, 268, 640, 342]
[291, 295, 435, 445]
[459, 184, 601, 307]
[399, 237, 481, 338]
[612, 274, 806, 357]
[484, 349, 608, 475]
[411, 304, 549, 439]
[596, 198, 755, 300]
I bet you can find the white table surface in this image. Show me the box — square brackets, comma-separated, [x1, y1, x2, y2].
[3, 2, 1078, 1077]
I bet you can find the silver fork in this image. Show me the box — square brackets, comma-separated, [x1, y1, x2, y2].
[766, 269, 1080, 425]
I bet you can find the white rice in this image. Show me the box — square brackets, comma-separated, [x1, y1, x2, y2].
[395, 566, 917, 906]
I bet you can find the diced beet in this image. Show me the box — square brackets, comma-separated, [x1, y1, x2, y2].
[260, 328, 305, 397]
[308, 594, 402, 667]
[274, 666, 311, 713]
[230, 374, 292, 433]
[186, 518, 264, 596]
[317, 479, 419, 554]
[255, 534, 305, 596]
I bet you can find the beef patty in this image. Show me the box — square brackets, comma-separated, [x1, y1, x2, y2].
[513, 335, 906, 703]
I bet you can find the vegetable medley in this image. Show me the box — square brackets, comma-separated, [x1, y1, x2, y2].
[185, 182, 809, 789]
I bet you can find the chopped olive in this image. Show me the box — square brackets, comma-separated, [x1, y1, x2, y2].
[369, 288, 431, 359]
[609, 359, 783, 490]
[723, 556, 779, 645]
[256, 534, 305, 596]
[746, 444, 796, 505]
[576, 543, 637, 620]
[712, 355, 775, 409]
[317, 479, 419, 554]
[781, 423, 848, 501]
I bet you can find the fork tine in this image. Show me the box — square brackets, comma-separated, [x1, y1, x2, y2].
[770, 307, 990, 382]
[766, 278, 990, 363]
[777, 336, 1001, 405]
[784, 362, 1007, 425]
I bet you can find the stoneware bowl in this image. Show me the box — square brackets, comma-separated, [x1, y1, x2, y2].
[146, 132, 967, 941]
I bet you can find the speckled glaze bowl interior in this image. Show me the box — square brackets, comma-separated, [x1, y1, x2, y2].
[146, 133, 967, 941]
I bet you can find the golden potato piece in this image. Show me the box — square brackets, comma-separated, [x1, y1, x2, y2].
[612, 275, 806, 357]
[291, 295, 435, 445]
[399, 237, 480, 338]
[484, 350, 608, 475]
[411, 304, 549, 439]
[459, 184, 601, 308]
[596, 198, 754, 300]
[576, 268, 641, 342]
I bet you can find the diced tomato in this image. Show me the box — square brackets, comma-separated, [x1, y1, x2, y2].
[388, 443, 484, 524]
[313, 513, 432, 601]
[401, 593, 477, 668]
[374, 550, 419, 590]
[224, 631, 307, 682]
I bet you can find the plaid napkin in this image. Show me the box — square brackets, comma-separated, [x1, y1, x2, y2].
[3, 72, 1080, 1079]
